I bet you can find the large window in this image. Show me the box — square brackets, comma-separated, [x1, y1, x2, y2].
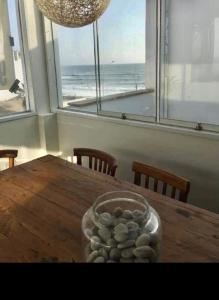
[52, 0, 219, 132]
[98, 0, 156, 118]
[160, 0, 219, 128]
[54, 0, 156, 120]
[0, 0, 29, 117]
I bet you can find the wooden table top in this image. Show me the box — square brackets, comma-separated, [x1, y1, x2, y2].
[0, 155, 218, 263]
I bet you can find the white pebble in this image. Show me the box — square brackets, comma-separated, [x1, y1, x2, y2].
[99, 212, 113, 227]
[98, 227, 111, 242]
[87, 251, 99, 262]
[127, 221, 139, 232]
[94, 256, 105, 263]
[118, 240, 135, 249]
[99, 248, 108, 260]
[114, 232, 128, 242]
[122, 210, 133, 220]
[109, 248, 121, 261]
[90, 236, 102, 251]
[121, 247, 135, 259]
[135, 234, 150, 247]
[114, 223, 128, 234]
[133, 246, 156, 261]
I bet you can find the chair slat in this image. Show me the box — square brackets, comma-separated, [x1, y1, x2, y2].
[89, 156, 92, 169]
[107, 165, 111, 175]
[99, 160, 103, 172]
[78, 155, 82, 166]
[9, 158, 14, 168]
[94, 158, 98, 171]
[179, 191, 187, 203]
[154, 178, 158, 192]
[162, 183, 167, 195]
[134, 172, 141, 186]
[0, 150, 18, 170]
[145, 176, 149, 189]
[171, 187, 177, 199]
[73, 148, 117, 177]
[132, 161, 190, 203]
[103, 162, 107, 174]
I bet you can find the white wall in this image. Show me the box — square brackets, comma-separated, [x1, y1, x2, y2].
[0, 1, 59, 170]
[0, 116, 46, 169]
[23, 0, 51, 115]
[57, 112, 219, 214]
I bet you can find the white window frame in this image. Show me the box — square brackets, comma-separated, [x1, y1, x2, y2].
[159, 0, 219, 133]
[0, 0, 35, 121]
[17, 0, 35, 112]
[44, 0, 219, 135]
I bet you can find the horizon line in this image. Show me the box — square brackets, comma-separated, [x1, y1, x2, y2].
[61, 62, 145, 67]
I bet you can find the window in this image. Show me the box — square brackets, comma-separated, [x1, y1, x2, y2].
[0, 0, 30, 117]
[55, 23, 96, 113]
[97, 0, 156, 119]
[160, 0, 219, 129]
[53, 0, 156, 120]
[51, 0, 219, 132]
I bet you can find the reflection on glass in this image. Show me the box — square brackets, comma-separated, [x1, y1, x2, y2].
[56, 23, 97, 113]
[0, 0, 28, 117]
[161, 0, 219, 125]
[98, 0, 156, 117]
[56, 0, 156, 117]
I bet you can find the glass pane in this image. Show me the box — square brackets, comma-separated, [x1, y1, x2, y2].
[96, 0, 156, 117]
[55, 23, 97, 113]
[0, 0, 28, 117]
[161, 0, 219, 125]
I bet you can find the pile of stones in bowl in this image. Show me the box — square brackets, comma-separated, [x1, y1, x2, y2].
[85, 207, 160, 263]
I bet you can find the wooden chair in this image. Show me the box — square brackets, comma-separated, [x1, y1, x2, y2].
[132, 161, 190, 203]
[0, 150, 18, 169]
[73, 148, 118, 177]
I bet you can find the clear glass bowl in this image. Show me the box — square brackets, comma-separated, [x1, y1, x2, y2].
[81, 191, 162, 263]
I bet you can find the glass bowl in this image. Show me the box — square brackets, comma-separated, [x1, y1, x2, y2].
[81, 191, 162, 263]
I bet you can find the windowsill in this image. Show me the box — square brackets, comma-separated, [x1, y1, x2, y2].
[0, 111, 37, 123]
[56, 108, 219, 141]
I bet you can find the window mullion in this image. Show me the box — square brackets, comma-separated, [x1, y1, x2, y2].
[93, 22, 100, 114]
[156, 0, 162, 124]
[16, 0, 35, 112]
[93, 21, 102, 113]
[95, 21, 102, 112]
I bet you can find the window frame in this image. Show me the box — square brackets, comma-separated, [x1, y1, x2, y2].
[44, 0, 219, 134]
[16, 0, 35, 112]
[0, 0, 35, 119]
[158, 0, 219, 134]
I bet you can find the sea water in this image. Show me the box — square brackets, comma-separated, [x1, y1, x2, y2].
[61, 63, 145, 99]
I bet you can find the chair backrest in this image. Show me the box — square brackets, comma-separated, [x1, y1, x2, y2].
[73, 148, 118, 177]
[0, 150, 18, 169]
[132, 161, 190, 203]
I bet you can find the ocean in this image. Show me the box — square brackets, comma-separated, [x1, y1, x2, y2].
[61, 63, 145, 99]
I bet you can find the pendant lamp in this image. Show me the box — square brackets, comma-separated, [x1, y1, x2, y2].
[34, 0, 111, 28]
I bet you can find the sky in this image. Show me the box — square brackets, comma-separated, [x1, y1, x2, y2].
[6, 0, 146, 65]
[56, 0, 146, 66]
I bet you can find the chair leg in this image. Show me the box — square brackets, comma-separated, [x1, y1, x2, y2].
[9, 158, 14, 168]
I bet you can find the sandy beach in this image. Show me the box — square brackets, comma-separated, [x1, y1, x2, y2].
[0, 97, 26, 117]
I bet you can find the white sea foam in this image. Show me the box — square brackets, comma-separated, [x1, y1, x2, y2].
[61, 63, 146, 98]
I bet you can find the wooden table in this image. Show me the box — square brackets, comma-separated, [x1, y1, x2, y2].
[0, 155, 218, 263]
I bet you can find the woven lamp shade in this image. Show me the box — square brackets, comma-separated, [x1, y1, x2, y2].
[34, 0, 111, 28]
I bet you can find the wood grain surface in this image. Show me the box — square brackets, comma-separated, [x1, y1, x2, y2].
[0, 155, 218, 263]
